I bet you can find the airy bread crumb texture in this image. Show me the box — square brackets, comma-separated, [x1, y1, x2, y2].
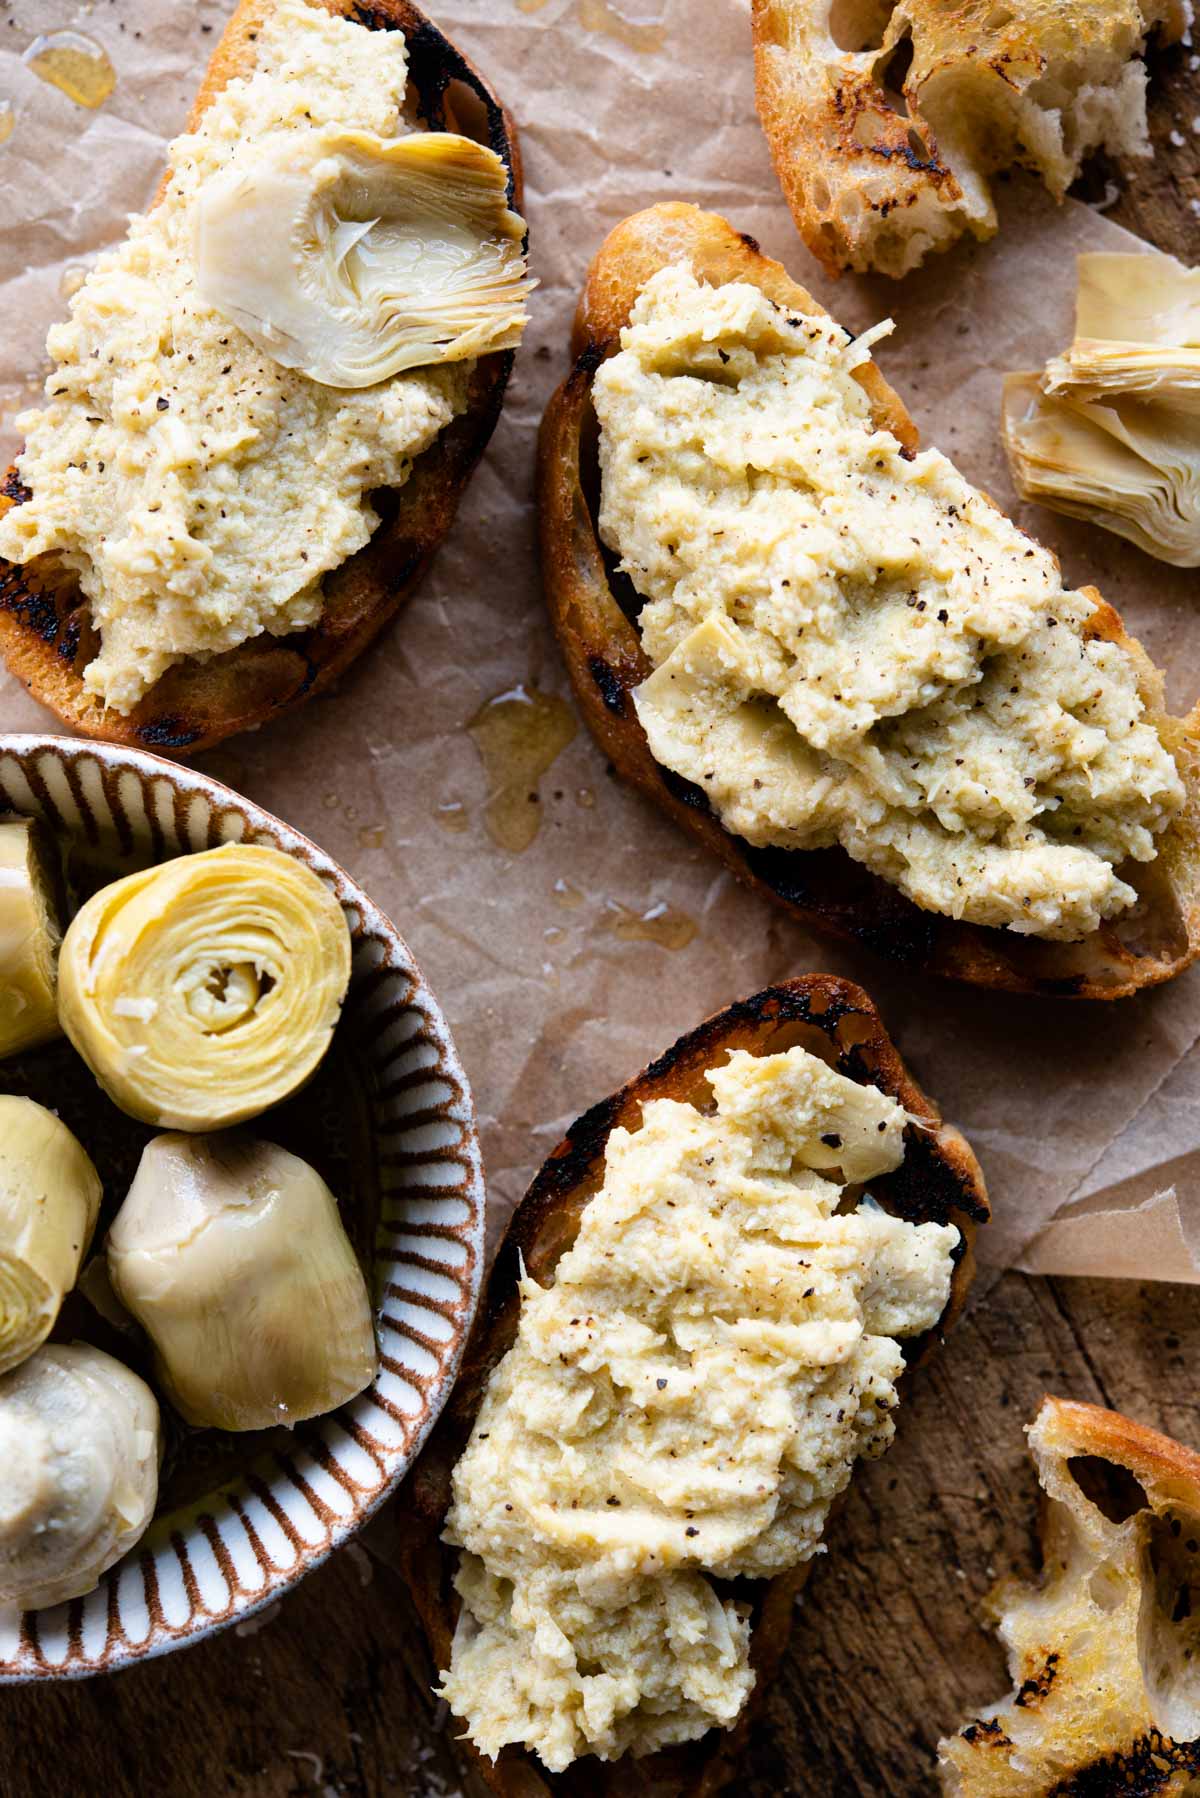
[939, 1397, 1200, 1795]
[752, 0, 1191, 277]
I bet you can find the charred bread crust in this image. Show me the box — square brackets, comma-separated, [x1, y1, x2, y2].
[396, 973, 989, 1798]
[537, 202, 1200, 1001]
[944, 1397, 1200, 1794]
[0, 0, 521, 755]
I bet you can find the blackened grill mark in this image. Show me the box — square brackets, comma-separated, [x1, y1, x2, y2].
[1013, 1652, 1060, 1706]
[1045, 1730, 1200, 1795]
[0, 567, 61, 643]
[587, 655, 628, 717]
[136, 716, 203, 750]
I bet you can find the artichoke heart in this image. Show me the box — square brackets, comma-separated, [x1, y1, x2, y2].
[1003, 374, 1200, 568]
[0, 1343, 160, 1611]
[107, 1133, 378, 1432]
[1004, 249, 1200, 566]
[0, 818, 62, 1059]
[0, 1097, 102, 1377]
[57, 843, 351, 1132]
[195, 127, 532, 388]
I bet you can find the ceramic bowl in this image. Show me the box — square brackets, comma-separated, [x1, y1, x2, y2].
[0, 734, 485, 1679]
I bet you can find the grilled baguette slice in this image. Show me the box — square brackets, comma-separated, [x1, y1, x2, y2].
[537, 202, 1200, 1000]
[396, 974, 989, 1797]
[940, 1397, 1200, 1795]
[750, 0, 1187, 279]
[0, 0, 521, 756]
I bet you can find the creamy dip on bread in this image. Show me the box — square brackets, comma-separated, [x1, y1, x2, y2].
[593, 266, 1183, 941]
[0, 0, 466, 713]
[442, 1046, 958, 1770]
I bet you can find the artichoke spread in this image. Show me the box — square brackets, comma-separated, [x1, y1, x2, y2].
[0, 1344, 159, 1611]
[0, 819, 62, 1059]
[594, 266, 1183, 941]
[0, 0, 528, 712]
[108, 1133, 377, 1432]
[0, 1098, 102, 1377]
[57, 843, 351, 1131]
[442, 1046, 959, 1771]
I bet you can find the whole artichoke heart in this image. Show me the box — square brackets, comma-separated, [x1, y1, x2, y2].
[196, 128, 532, 388]
[107, 1133, 378, 1432]
[0, 1343, 160, 1611]
[0, 1096, 102, 1377]
[56, 843, 352, 1132]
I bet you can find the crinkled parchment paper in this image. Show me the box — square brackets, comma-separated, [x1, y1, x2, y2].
[1, 0, 1199, 1283]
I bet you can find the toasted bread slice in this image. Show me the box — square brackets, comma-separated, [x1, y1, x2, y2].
[396, 974, 988, 1796]
[750, 0, 1188, 279]
[939, 1396, 1200, 1794]
[0, 0, 521, 755]
[537, 202, 1200, 1000]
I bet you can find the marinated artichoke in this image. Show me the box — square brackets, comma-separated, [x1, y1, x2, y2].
[0, 818, 62, 1058]
[107, 1132, 377, 1432]
[0, 1343, 160, 1611]
[57, 843, 352, 1131]
[1004, 249, 1200, 566]
[0, 1097, 102, 1376]
[196, 128, 531, 388]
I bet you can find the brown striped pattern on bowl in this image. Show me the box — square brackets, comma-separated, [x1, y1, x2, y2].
[0, 734, 485, 1679]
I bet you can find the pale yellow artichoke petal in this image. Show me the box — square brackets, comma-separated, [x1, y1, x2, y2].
[1002, 373, 1200, 568]
[108, 1133, 377, 1431]
[0, 819, 62, 1059]
[57, 843, 352, 1131]
[0, 1097, 102, 1377]
[196, 128, 533, 388]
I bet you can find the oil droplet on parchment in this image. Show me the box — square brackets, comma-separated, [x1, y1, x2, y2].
[0, 103, 14, 149]
[517, 0, 663, 49]
[468, 684, 577, 854]
[576, 786, 596, 810]
[434, 798, 470, 834]
[607, 899, 697, 950]
[552, 877, 585, 909]
[357, 824, 385, 849]
[24, 32, 116, 109]
[578, 0, 666, 52]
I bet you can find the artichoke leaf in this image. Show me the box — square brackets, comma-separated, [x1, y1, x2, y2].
[196, 128, 532, 389]
[1002, 373, 1200, 568]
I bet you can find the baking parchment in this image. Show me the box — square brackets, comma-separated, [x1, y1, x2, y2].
[1, 0, 1199, 1283]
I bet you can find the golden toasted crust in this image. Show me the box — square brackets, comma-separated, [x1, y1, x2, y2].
[940, 1396, 1200, 1795]
[0, 0, 521, 755]
[395, 973, 989, 1798]
[750, 0, 1188, 279]
[537, 202, 1200, 1000]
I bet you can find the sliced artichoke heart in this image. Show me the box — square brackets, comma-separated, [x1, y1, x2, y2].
[56, 843, 352, 1132]
[0, 819, 63, 1059]
[196, 128, 532, 388]
[1002, 374, 1200, 568]
[0, 1097, 103, 1377]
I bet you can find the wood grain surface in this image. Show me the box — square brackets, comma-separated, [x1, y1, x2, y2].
[3, 23, 1200, 1798]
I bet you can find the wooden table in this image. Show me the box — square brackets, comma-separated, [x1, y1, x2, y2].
[6, 34, 1200, 1798]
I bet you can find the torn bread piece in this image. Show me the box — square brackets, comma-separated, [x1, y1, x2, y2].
[538, 203, 1200, 999]
[939, 1396, 1200, 1796]
[0, 0, 527, 754]
[397, 975, 988, 1796]
[1005, 250, 1200, 567]
[751, 0, 1189, 278]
